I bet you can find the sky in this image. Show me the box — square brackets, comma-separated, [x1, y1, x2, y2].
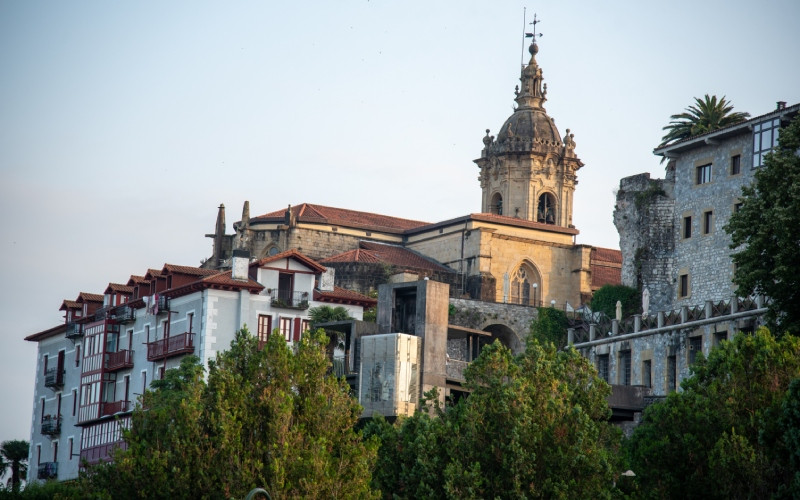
[1, 0, 798, 452]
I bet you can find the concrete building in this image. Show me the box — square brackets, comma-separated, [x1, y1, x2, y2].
[571, 102, 799, 427]
[203, 37, 621, 310]
[25, 250, 375, 482]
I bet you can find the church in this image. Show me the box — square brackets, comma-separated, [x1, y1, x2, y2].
[203, 38, 621, 309]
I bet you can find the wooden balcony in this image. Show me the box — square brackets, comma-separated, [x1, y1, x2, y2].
[38, 462, 58, 480]
[105, 350, 134, 371]
[40, 415, 61, 436]
[44, 367, 65, 389]
[80, 440, 127, 465]
[65, 322, 84, 340]
[146, 332, 195, 361]
[101, 400, 131, 418]
[269, 290, 310, 310]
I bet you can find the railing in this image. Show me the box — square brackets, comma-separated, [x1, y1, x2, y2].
[146, 332, 195, 361]
[105, 350, 134, 371]
[65, 322, 84, 340]
[41, 415, 61, 436]
[446, 359, 470, 381]
[112, 305, 135, 324]
[44, 367, 65, 389]
[157, 295, 170, 312]
[101, 400, 131, 417]
[38, 462, 58, 480]
[269, 290, 310, 310]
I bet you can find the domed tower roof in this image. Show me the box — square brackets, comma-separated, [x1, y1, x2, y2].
[496, 41, 561, 146]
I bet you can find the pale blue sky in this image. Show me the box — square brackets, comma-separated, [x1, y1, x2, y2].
[1, 1, 798, 450]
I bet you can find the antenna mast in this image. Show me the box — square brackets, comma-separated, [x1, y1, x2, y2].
[521, 7, 526, 68]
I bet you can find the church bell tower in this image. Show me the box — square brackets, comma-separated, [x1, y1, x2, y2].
[475, 25, 583, 228]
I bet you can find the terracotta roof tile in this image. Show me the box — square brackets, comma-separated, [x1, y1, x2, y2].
[127, 275, 148, 286]
[59, 300, 81, 310]
[251, 203, 429, 233]
[77, 292, 104, 303]
[320, 248, 383, 264]
[360, 242, 453, 273]
[25, 324, 67, 342]
[198, 271, 264, 290]
[251, 248, 327, 273]
[591, 247, 622, 265]
[162, 263, 219, 277]
[591, 265, 622, 289]
[314, 286, 377, 307]
[105, 283, 134, 294]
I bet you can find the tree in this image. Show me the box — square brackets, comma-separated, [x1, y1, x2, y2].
[0, 440, 29, 493]
[725, 114, 800, 334]
[660, 94, 750, 145]
[308, 305, 353, 327]
[589, 284, 639, 320]
[626, 328, 800, 498]
[82, 327, 378, 499]
[529, 306, 569, 349]
[366, 339, 622, 498]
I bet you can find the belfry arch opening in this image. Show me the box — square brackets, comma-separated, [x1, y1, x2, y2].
[490, 193, 503, 215]
[537, 192, 557, 224]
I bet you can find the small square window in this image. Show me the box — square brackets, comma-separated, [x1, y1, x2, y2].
[679, 273, 690, 298]
[597, 354, 609, 383]
[667, 355, 677, 392]
[619, 351, 632, 386]
[734, 202, 743, 213]
[730, 155, 741, 175]
[689, 336, 703, 365]
[703, 211, 713, 234]
[696, 163, 712, 184]
[683, 216, 692, 239]
[642, 359, 652, 388]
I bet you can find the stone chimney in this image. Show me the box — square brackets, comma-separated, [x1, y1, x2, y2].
[777, 101, 787, 110]
[231, 249, 250, 281]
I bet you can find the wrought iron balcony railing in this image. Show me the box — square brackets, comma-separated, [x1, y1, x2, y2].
[146, 332, 195, 361]
[38, 462, 58, 480]
[65, 322, 84, 340]
[40, 415, 61, 436]
[269, 289, 310, 310]
[112, 305, 135, 324]
[44, 367, 65, 389]
[101, 400, 131, 417]
[105, 349, 134, 371]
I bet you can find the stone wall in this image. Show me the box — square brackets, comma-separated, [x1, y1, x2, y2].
[448, 297, 539, 353]
[613, 172, 675, 313]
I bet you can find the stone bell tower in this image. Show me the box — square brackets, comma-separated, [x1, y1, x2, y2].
[475, 32, 584, 228]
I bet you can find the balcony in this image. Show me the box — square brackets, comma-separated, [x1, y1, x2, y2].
[101, 400, 131, 418]
[44, 368, 65, 389]
[105, 350, 134, 371]
[40, 415, 61, 436]
[269, 289, 310, 310]
[65, 322, 84, 340]
[112, 305, 135, 324]
[80, 440, 127, 465]
[146, 332, 195, 361]
[37, 462, 58, 480]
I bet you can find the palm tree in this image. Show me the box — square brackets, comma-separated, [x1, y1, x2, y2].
[1, 440, 29, 492]
[661, 94, 750, 146]
[308, 305, 352, 327]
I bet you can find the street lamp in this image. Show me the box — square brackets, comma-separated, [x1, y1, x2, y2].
[532, 283, 538, 307]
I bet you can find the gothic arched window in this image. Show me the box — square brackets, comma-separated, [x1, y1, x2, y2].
[491, 193, 503, 216]
[510, 262, 540, 306]
[537, 193, 557, 225]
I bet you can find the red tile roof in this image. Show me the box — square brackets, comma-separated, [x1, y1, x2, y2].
[59, 300, 81, 310]
[314, 286, 377, 307]
[591, 247, 623, 265]
[161, 263, 219, 277]
[322, 242, 453, 274]
[251, 203, 430, 233]
[251, 249, 327, 274]
[590, 247, 623, 289]
[127, 275, 148, 286]
[77, 292, 104, 303]
[25, 324, 67, 342]
[104, 283, 134, 294]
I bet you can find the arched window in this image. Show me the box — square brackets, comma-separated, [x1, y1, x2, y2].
[491, 193, 503, 215]
[510, 262, 540, 306]
[537, 193, 556, 224]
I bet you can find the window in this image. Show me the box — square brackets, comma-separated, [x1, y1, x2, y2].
[643, 359, 652, 388]
[679, 273, 690, 298]
[72, 389, 77, 416]
[75, 345, 80, 367]
[41, 398, 46, 421]
[714, 330, 728, 347]
[145, 325, 150, 344]
[491, 193, 503, 215]
[257, 315, 272, 349]
[158, 366, 165, 380]
[703, 210, 713, 234]
[734, 201, 743, 213]
[696, 163, 712, 184]
[597, 354, 609, 382]
[689, 336, 703, 365]
[301, 319, 312, 333]
[53, 441, 58, 462]
[619, 351, 632, 386]
[141, 371, 147, 393]
[279, 318, 293, 342]
[730, 154, 741, 175]
[69, 438, 73, 461]
[187, 313, 194, 334]
[667, 355, 677, 392]
[683, 216, 692, 239]
[753, 118, 780, 167]
[43, 355, 49, 376]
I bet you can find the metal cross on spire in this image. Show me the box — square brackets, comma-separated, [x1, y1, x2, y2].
[521, 9, 543, 67]
[526, 13, 543, 42]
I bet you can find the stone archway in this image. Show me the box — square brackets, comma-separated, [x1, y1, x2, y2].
[481, 322, 524, 354]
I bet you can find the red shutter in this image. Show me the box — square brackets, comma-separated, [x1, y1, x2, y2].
[294, 318, 302, 342]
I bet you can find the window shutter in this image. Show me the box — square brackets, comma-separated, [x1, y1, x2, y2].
[294, 318, 302, 342]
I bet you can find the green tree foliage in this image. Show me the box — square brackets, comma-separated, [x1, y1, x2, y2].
[590, 284, 639, 319]
[0, 440, 29, 493]
[82, 327, 378, 499]
[626, 328, 800, 498]
[308, 305, 353, 327]
[725, 115, 800, 334]
[661, 94, 750, 145]
[529, 307, 569, 349]
[366, 340, 622, 499]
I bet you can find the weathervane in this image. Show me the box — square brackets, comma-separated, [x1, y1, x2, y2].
[521, 9, 544, 67]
